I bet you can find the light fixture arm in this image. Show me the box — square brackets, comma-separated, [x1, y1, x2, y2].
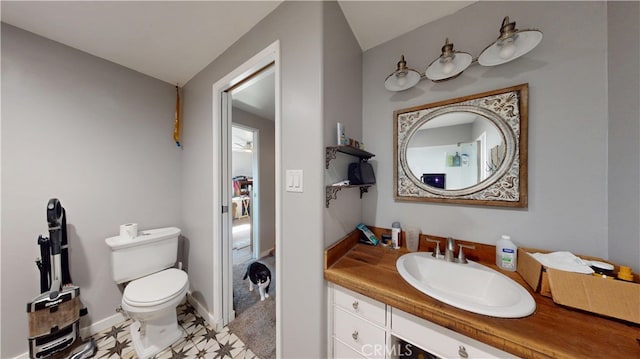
[441, 38, 455, 59]
[396, 55, 408, 71]
[498, 16, 518, 41]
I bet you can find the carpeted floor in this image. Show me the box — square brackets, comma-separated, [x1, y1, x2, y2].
[229, 255, 276, 359]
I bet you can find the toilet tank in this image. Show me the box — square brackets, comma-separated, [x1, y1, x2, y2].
[105, 227, 181, 283]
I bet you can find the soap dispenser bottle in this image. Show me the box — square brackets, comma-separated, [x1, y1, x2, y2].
[496, 235, 517, 271]
[391, 222, 401, 249]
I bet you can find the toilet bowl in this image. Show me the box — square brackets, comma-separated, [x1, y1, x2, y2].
[105, 227, 188, 359]
[122, 268, 189, 359]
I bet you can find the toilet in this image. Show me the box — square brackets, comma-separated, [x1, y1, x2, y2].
[105, 227, 188, 359]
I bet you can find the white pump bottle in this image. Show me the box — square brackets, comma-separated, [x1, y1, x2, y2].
[496, 235, 518, 271]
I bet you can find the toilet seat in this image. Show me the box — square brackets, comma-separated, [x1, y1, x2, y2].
[123, 268, 188, 307]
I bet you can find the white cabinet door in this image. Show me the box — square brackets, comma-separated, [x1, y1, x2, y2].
[391, 308, 519, 359]
[333, 337, 367, 359]
[334, 307, 386, 359]
[334, 285, 386, 327]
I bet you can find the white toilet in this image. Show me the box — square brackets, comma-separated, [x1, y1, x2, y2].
[105, 227, 189, 359]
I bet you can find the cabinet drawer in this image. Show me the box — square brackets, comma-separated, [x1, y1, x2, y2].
[333, 338, 367, 359]
[334, 285, 386, 326]
[334, 307, 385, 359]
[391, 308, 518, 359]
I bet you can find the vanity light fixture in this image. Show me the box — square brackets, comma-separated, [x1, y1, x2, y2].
[478, 16, 543, 66]
[384, 16, 542, 91]
[384, 55, 422, 91]
[425, 38, 472, 82]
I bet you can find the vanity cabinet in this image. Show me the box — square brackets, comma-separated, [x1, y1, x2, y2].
[330, 284, 386, 359]
[329, 283, 515, 359]
[325, 146, 375, 208]
[390, 308, 518, 359]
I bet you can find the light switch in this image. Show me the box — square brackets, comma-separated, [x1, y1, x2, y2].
[286, 170, 303, 192]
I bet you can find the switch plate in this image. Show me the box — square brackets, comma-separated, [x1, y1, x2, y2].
[286, 170, 303, 192]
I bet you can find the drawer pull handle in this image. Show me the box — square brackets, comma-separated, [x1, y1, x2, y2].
[458, 345, 468, 358]
[352, 301, 359, 310]
[352, 330, 359, 341]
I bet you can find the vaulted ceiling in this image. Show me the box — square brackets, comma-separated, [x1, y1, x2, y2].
[1, 1, 474, 85]
[2, 1, 474, 122]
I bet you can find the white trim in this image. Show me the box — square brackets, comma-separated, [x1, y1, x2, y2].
[11, 352, 29, 359]
[251, 127, 261, 259]
[211, 40, 282, 358]
[78, 312, 126, 339]
[259, 248, 273, 259]
[273, 41, 283, 359]
[187, 293, 223, 331]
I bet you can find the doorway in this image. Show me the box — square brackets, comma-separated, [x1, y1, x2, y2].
[211, 41, 280, 359]
[231, 124, 257, 265]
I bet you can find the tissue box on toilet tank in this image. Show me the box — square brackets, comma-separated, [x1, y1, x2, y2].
[517, 247, 640, 324]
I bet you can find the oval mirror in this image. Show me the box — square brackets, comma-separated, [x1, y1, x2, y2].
[394, 84, 528, 207]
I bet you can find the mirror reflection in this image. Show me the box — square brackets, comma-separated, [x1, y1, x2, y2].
[394, 84, 528, 207]
[406, 112, 505, 190]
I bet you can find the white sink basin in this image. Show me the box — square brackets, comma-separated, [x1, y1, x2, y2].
[396, 252, 535, 318]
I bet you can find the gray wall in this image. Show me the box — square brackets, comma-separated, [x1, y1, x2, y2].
[181, 2, 327, 357]
[231, 149, 253, 178]
[362, 2, 638, 267]
[323, 1, 365, 244]
[232, 108, 276, 254]
[607, 2, 640, 274]
[1, 23, 180, 357]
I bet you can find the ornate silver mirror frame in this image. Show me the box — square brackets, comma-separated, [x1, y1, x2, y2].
[394, 84, 528, 207]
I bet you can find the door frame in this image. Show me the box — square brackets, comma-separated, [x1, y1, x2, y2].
[211, 40, 281, 355]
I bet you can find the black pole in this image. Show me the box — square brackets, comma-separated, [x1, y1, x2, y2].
[37, 235, 51, 293]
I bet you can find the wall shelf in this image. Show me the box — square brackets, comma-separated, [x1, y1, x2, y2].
[325, 145, 375, 169]
[326, 185, 372, 208]
[325, 145, 376, 208]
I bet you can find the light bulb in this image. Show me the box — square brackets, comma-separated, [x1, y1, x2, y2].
[498, 39, 517, 60]
[441, 61, 454, 74]
[396, 74, 407, 87]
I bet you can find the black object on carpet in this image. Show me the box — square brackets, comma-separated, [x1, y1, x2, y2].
[229, 255, 276, 359]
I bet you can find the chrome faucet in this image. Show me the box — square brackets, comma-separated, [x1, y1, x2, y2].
[457, 243, 476, 264]
[425, 238, 441, 258]
[444, 237, 456, 262]
[444, 237, 476, 264]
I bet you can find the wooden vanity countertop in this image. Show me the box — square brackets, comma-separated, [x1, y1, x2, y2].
[324, 229, 640, 359]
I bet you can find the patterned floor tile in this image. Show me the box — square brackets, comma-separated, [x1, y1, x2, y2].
[155, 338, 200, 359]
[89, 301, 257, 359]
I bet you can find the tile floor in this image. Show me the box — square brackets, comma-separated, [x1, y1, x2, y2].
[91, 301, 257, 359]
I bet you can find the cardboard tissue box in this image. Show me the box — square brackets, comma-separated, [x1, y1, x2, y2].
[517, 247, 640, 324]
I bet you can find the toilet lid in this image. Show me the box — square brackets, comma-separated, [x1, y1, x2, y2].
[123, 268, 188, 307]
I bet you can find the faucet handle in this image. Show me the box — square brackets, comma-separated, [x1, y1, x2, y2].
[425, 238, 441, 257]
[457, 244, 476, 264]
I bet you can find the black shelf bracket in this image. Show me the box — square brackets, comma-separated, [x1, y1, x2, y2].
[325, 185, 373, 208]
[326, 186, 342, 208]
[325, 147, 339, 169]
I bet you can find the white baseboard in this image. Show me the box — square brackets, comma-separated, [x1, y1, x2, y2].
[12, 352, 29, 359]
[12, 312, 126, 359]
[186, 293, 223, 331]
[79, 311, 127, 338]
[260, 248, 274, 259]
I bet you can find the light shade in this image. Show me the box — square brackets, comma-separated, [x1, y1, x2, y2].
[425, 38, 472, 82]
[478, 16, 543, 66]
[384, 55, 421, 91]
